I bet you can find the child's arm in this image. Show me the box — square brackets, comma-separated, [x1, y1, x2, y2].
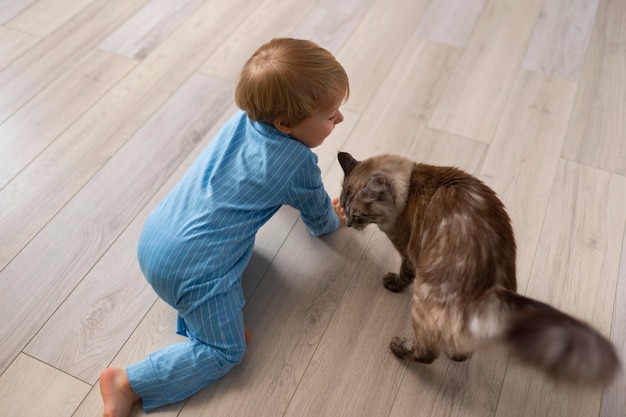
[285, 165, 340, 236]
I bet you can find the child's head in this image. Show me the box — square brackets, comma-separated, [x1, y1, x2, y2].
[235, 38, 349, 128]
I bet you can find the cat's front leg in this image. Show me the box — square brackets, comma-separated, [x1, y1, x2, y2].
[383, 257, 415, 292]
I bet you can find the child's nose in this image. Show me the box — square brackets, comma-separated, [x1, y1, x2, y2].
[335, 110, 344, 124]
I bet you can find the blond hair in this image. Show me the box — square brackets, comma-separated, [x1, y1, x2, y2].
[235, 38, 349, 126]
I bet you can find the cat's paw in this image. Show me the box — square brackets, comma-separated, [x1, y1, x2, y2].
[390, 337, 438, 363]
[390, 337, 412, 359]
[383, 273, 408, 292]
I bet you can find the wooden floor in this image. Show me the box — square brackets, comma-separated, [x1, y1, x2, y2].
[0, 0, 625, 416]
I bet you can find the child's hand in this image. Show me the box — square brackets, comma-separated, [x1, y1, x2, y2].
[332, 197, 346, 226]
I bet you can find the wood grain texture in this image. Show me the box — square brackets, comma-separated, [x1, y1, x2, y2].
[428, 0, 542, 143]
[336, 0, 432, 113]
[0, 1, 624, 416]
[390, 350, 509, 417]
[0, 49, 135, 189]
[0, 354, 90, 417]
[0, 26, 39, 70]
[414, 0, 485, 47]
[0, 0, 37, 25]
[5, 0, 96, 37]
[0, 74, 233, 377]
[522, 0, 600, 79]
[199, 0, 316, 81]
[340, 38, 462, 157]
[0, 0, 150, 124]
[284, 230, 409, 417]
[479, 70, 578, 292]
[72, 300, 186, 417]
[98, 0, 206, 59]
[600, 228, 626, 417]
[561, 0, 626, 176]
[494, 161, 626, 417]
[290, 0, 373, 55]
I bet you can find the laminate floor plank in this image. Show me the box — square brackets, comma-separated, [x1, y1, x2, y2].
[290, 0, 375, 55]
[339, 38, 462, 159]
[479, 71, 578, 291]
[600, 228, 626, 417]
[0, 26, 40, 71]
[561, 0, 626, 176]
[72, 300, 186, 417]
[0, 353, 91, 417]
[0, 0, 151, 124]
[335, 0, 432, 113]
[414, 0, 485, 48]
[98, 0, 206, 60]
[428, 0, 542, 143]
[284, 230, 409, 417]
[494, 161, 626, 417]
[0, 49, 136, 190]
[390, 350, 508, 417]
[198, 0, 316, 81]
[5, 0, 96, 37]
[522, 0, 600, 79]
[0, 0, 37, 25]
[0, 74, 233, 377]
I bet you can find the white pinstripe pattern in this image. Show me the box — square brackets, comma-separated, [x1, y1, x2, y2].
[128, 110, 339, 410]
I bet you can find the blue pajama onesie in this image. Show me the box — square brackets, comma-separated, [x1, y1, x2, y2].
[128, 110, 339, 410]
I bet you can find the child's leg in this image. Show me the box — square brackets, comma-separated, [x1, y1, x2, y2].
[126, 287, 246, 411]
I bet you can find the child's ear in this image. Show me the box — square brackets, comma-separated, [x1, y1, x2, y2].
[274, 117, 292, 134]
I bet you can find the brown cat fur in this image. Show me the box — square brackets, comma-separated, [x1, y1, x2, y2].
[338, 151, 619, 386]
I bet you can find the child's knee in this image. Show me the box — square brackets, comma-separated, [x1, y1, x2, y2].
[222, 338, 246, 365]
[204, 331, 246, 368]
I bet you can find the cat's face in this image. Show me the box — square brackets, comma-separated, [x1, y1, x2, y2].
[338, 152, 397, 231]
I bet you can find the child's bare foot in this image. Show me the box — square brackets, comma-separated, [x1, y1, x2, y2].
[100, 367, 140, 417]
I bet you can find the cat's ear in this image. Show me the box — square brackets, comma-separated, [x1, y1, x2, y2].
[338, 152, 359, 176]
[359, 174, 388, 202]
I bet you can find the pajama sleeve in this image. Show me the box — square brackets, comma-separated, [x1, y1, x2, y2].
[285, 161, 340, 236]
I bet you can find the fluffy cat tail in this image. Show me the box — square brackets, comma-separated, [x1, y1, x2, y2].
[470, 287, 620, 386]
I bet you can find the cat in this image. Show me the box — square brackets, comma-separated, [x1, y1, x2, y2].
[337, 151, 619, 386]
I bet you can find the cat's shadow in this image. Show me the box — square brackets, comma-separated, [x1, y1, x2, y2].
[399, 348, 509, 413]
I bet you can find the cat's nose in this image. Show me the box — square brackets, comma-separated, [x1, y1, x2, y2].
[345, 218, 353, 227]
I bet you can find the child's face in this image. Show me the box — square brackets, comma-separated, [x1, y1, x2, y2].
[286, 104, 344, 148]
